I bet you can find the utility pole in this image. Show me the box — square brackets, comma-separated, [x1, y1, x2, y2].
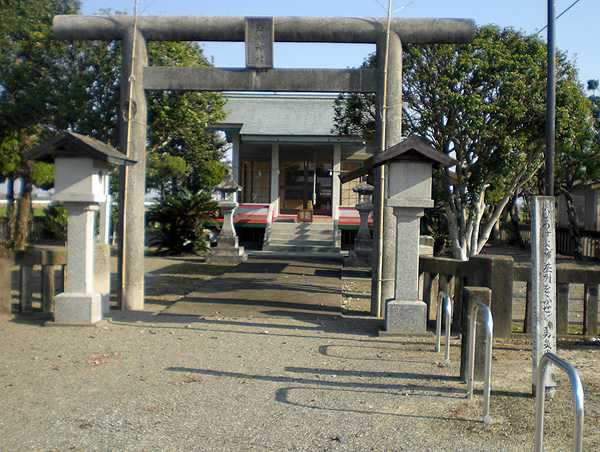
[545, 0, 556, 196]
[531, 0, 558, 394]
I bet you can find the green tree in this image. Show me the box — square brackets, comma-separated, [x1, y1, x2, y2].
[0, 0, 80, 249]
[334, 26, 594, 260]
[0, 4, 226, 248]
[555, 77, 600, 258]
[146, 41, 227, 195]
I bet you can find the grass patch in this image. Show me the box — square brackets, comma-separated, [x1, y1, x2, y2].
[0, 206, 46, 218]
[512, 322, 525, 334]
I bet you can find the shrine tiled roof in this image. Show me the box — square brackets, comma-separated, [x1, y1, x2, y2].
[218, 93, 351, 138]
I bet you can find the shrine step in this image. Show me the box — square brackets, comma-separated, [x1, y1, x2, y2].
[268, 232, 334, 240]
[267, 239, 335, 247]
[263, 244, 340, 254]
[265, 221, 340, 255]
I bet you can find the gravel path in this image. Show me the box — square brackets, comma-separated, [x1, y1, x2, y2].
[2, 254, 599, 451]
[1, 313, 599, 451]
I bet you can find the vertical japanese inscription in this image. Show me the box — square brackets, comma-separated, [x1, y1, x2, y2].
[245, 17, 274, 69]
[531, 196, 557, 389]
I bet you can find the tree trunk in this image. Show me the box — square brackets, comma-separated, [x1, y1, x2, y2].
[446, 204, 468, 261]
[563, 191, 583, 259]
[491, 218, 501, 242]
[5, 177, 16, 247]
[508, 195, 525, 248]
[14, 175, 32, 250]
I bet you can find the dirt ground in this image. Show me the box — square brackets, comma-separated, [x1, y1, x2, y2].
[1, 254, 599, 451]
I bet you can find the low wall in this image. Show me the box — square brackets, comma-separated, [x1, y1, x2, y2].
[420, 254, 600, 339]
[2, 245, 111, 319]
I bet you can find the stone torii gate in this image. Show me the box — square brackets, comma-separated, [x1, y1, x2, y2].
[53, 15, 475, 313]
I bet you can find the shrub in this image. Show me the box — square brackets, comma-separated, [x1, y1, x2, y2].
[147, 190, 218, 254]
[41, 203, 67, 241]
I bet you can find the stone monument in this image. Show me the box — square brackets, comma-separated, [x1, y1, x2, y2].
[373, 136, 454, 335]
[25, 132, 134, 325]
[531, 196, 557, 391]
[346, 182, 374, 267]
[206, 176, 248, 265]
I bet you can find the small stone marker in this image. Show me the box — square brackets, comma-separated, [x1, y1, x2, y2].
[245, 17, 274, 69]
[531, 196, 557, 390]
[462, 286, 492, 380]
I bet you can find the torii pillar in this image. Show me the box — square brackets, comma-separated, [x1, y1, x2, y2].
[52, 15, 475, 312]
[118, 28, 148, 311]
[371, 31, 403, 317]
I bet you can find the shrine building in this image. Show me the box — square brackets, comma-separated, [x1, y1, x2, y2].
[213, 93, 374, 253]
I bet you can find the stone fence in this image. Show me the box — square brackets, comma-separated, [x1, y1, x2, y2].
[513, 264, 599, 337]
[0, 245, 110, 319]
[0, 247, 67, 318]
[3, 245, 598, 338]
[420, 255, 600, 339]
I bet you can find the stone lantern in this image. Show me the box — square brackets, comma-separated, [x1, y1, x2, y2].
[206, 176, 248, 265]
[372, 136, 455, 335]
[347, 181, 374, 267]
[25, 132, 135, 325]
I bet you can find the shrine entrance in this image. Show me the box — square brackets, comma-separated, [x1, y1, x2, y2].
[280, 147, 333, 216]
[52, 14, 475, 316]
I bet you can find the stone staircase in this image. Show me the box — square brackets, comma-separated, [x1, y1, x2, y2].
[263, 221, 340, 255]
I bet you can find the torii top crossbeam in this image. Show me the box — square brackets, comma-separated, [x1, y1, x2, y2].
[53, 16, 475, 44]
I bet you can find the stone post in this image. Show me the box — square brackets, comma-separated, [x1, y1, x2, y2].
[467, 255, 514, 338]
[95, 244, 111, 316]
[584, 284, 599, 337]
[0, 249, 14, 319]
[418, 235, 434, 302]
[270, 143, 280, 216]
[19, 266, 33, 314]
[460, 286, 491, 380]
[531, 196, 557, 391]
[332, 144, 341, 222]
[54, 203, 102, 324]
[41, 265, 57, 314]
[372, 32, 403, 317]
[118, 28, 148, 312]
[347, 182, 374, 267]
[385, 207, 428, 334]
[232, 132, 241, 185]
[556, 283, 569, 335]
[332, 144, 342, 249]
[98, 175, 111, 245]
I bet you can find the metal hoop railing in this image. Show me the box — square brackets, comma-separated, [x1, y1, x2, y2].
[466, 300, 493, 427]
[534, 353, 584, 452]
[435, 291, 452, 366]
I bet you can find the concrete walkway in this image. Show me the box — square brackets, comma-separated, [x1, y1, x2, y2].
[161, 256, 343, 319]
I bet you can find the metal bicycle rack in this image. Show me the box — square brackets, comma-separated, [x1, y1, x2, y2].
[534, 352, 585, 452]
[466, 300, 493, 427]
[435, 291, 452, 366]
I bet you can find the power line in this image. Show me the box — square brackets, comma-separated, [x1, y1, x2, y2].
[373, 0, 415, 14]
[536, 0, 583, 35]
